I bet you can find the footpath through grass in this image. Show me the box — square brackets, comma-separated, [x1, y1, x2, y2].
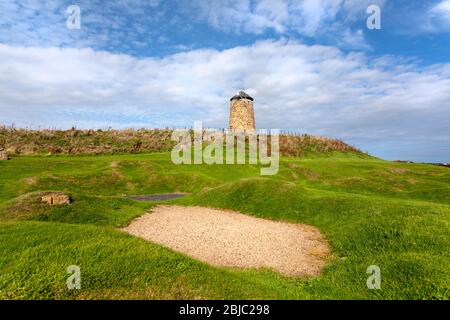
[0, 153, 449, 299]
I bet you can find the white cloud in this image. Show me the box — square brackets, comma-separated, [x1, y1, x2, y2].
[406, 0, 450, 33]
[430, 0, 450, 27]
[190, 0, 386, 48]
[0, 0, 165, 52]
[189, 0, 286, 34]
[0, 0, 388, 51]
[433, 0, 450, 14]
[0, 40, 449, 162]
[287, 0, 344, 37]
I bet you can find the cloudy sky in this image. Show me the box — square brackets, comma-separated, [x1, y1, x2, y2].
[0, 0, 449, 162]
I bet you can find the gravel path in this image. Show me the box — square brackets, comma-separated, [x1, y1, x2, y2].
[122, 205, 330, 277]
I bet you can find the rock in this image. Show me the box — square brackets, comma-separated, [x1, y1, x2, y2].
[0, 148, 9, 160]
[41, 192, 71, 205]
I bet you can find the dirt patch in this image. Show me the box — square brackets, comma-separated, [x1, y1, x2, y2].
[123, 205, 330, 277]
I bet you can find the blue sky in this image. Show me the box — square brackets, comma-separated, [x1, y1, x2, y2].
[0, 0, 449, 162]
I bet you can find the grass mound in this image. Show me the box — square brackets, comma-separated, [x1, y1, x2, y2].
[0, 191, 150, 227]
[188, 177, 306, 221]
[0, 191, 62, 222]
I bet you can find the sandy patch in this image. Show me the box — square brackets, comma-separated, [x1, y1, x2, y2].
[122, 205, 330, 277]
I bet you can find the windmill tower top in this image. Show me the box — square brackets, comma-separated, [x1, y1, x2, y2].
[230, 90, 254, 102]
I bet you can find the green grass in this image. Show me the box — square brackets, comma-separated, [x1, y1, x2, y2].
[0, 152, 449, 299]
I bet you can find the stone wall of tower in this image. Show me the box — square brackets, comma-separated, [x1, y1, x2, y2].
[229, 99, 255, 130]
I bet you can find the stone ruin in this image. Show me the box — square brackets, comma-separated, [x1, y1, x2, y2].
[41, 192, 71, 205]
[0, 148, 9, 160]
[229, 91, 256, 131]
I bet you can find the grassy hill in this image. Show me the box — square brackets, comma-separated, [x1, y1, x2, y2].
[0, 131, 448, 299]
[0, 126, 363, 157]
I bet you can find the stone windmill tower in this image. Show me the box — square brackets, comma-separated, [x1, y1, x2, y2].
[229, 91, 255, 130]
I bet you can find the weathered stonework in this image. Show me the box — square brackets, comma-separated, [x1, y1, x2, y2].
[42, 192, 71, 205]
[229, 91, 255, 131]
[0, 149, 9, 160]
